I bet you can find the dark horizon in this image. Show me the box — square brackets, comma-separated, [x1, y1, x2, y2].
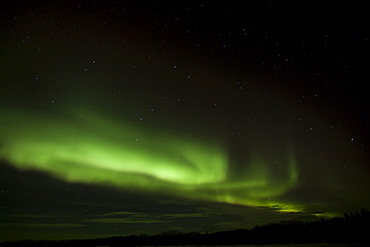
[1, 209, 370, 245]
[0, 0, 369, 242]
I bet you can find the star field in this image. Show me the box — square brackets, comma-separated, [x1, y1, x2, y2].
[0, 1, 369, 241]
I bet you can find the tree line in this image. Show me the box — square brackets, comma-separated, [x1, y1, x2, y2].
[1, 209, 369, 246]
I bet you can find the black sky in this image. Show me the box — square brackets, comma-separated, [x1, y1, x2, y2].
[0, 1, 369, 241]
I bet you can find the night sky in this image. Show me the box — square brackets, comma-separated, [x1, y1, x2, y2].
[0, 1, 369, 242]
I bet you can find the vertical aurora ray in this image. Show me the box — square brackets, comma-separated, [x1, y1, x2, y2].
[0, 105, 299, 211]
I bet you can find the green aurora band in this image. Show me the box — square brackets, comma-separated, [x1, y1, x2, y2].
[0, 106, 299, 212]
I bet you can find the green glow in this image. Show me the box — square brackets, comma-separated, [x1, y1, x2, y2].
[312, 212, 341, 218]
[0, 106, 300, 211]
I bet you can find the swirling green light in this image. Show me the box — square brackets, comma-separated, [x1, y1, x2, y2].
[0, 106, 299, 211]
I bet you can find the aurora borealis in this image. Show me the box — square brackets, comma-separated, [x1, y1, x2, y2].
[0, 103, 298, 209]
[1, 1, 369, 242]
